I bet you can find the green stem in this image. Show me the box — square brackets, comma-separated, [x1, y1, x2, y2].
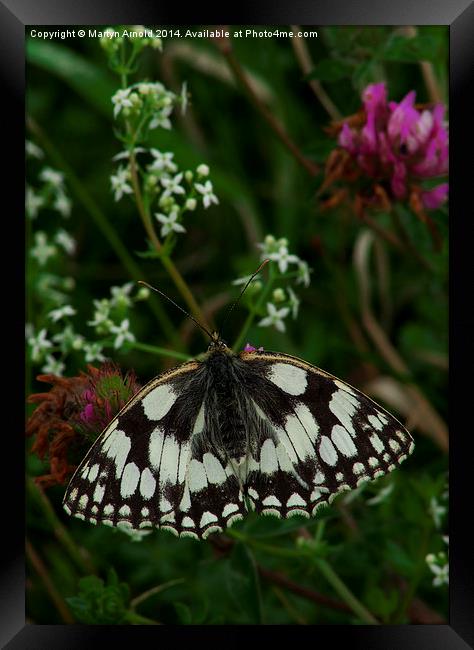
[26, 116, 179, 347]
[124, 610, 161, 625]
[232, 263, 275, 351]
[129, 341, 192, 361]
[27, 477, 95, 575]
[130, 578, 184, 610]
[315, 558, 379, 625]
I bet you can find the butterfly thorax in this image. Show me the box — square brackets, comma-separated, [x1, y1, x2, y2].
[202, 348, 249, 461]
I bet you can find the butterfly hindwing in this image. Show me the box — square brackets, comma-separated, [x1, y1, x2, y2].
[63, 360, 207, 534]
[238, 350, 415, 518]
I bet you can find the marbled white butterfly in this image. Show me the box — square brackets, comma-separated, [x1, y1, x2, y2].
[63, 271, 414, 540]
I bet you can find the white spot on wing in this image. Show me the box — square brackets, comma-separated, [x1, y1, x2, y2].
[149, 425, 165, 470]
[223, 503, 239, 518]
[200, 511, 218, 528]
[260, 439, 278, 474]
[319, 436, 338, 466]
[287, 493, 306, 507]
[142, 383, 176, 421]
[93, 482, 105, 504]
[203, 452, 227, 484]
[88, 464, 99, 483]
[267, 362, 308, 396]
[103, 504, 114, 516]
[329, 389, 358, 437]
[263, 495, 281, 507]
[285, 412, 314, 460]
[188, 459, 207, 493]
[331, 424, 357, 457]
[159, 436, 180, 485]
[121, 462, 140, 498]
[370, 434, 384, 453]
[140, 467, 156, 499]
[368, 414, 384, 431]
[104, 429, 131, 479]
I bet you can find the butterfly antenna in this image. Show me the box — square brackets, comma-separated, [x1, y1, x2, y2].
[137, 281, 213, 340]
[219, 259, 269, 337]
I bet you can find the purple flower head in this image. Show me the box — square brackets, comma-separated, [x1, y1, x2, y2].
[421, 183, 449, 210]
[336, 82, 448, 208]
[243, 343, 264, 353]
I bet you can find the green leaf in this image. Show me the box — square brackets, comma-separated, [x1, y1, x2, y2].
[307, 58, 353, 82]
[26, 39, 116, 116]
[381, 35, 441, 63]
[66, 569, 130, 624]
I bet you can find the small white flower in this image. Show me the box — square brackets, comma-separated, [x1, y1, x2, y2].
[161, 172, 185, 199]
[25, 322, 34, 339]
[55, 229, 76, 255]
[430, 497, 447, 529]
[40, 167, 64, 187]
[287, 287, 300, 319]
[26, 186, 44, 219]
[28, 328, 53, 362]
[149, 105, 173, 130]
[26, 140, 44, 159]
[110, 318, 135, 349]
[53, 192, 72, 218]
[48, 304, 77, 322]
[196, 163, 209, 177]
[111, 88, 133, 118]
[30, 231, 57, 266]
[272, 288, 286, 303]
[258, 302, 290, 333]
[112, 147, 146, 162]
[268, 245, 299, 274]
[83, 342, 106, 363]
[87, 299, 111, 328]
[296, 260, 311, 288]
[110, 282, 135, 308]
[155, 209, 186, 237]
[53, 325, 82, 353]
[111, 166, 133, 202]
[426, 553, 449, 587]
[185, 198, 197, 211]
[194, 180, 218, 209]
[149, 150, 178, 174]
[41, 354, 66, 376]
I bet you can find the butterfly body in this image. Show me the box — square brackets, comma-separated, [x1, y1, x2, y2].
[64, 342, 414, 540]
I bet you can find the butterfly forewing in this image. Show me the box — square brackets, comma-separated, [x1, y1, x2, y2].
[63, 346, 414, 539]
[240, 350, 414, 518]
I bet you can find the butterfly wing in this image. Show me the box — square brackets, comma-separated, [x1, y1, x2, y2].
[63, 359, 208, 535]
[236, 350, 415, 518]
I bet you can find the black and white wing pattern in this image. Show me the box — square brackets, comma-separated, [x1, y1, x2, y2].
[236, 350, 414, 519]
[63, 357, 247, 540]
[63, 346, 414, 540]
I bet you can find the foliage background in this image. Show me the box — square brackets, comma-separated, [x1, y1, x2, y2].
[26, 25, 448, 625]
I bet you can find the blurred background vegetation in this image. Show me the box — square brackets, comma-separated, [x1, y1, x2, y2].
[26, 25, 448, 625]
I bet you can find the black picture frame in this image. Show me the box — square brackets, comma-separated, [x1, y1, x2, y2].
[5, 0, 473, 646]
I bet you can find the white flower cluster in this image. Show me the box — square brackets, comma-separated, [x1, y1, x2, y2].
[425, 551, 449, 587]
[100, 25, 163, 58]
[26, 281, 148, 376]
[26, 154, 72, 220]
[233, 235, 312, 334]
[111, 80, 184, 130]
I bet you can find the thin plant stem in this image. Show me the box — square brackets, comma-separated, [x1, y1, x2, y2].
[214, 34, 320, 177]
[128, 150, 210, 335]
[129, 341, 192, 361]
[130, 578, 185, 611]
[315, 558, 379, 624]
[27, 477, 96, 575]
[26, 538, 75, 624]
[290, 26, 342, 120]
[232, 263, 275, 351]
